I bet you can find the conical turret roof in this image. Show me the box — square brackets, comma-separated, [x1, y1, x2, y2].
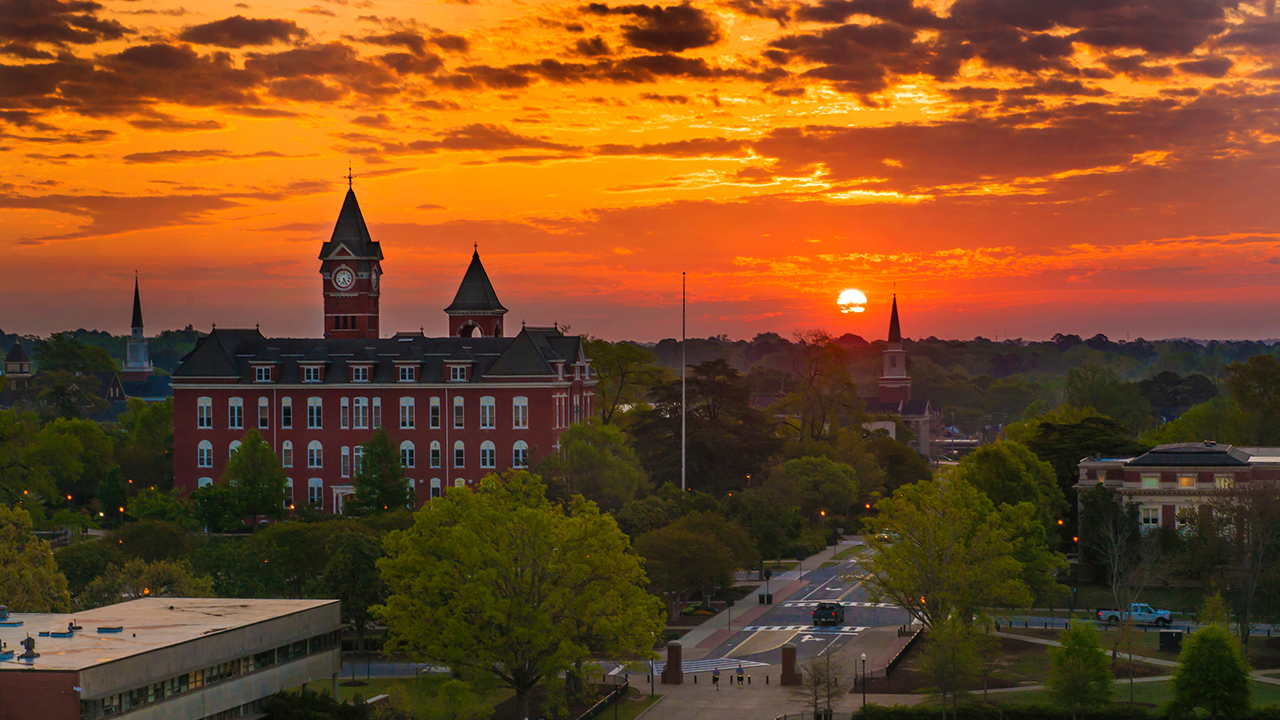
[888, 295, 901, 343]
[132, 277, 144, 329]
[319, 188, 383, 260]
[445, 250, 507, 314]
[5, 343, 30, 364]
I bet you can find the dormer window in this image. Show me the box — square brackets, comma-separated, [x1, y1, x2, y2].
[399, 366, 415, 382]
[255, 366, 272, 383]
[303, 366, 322, 383]
[449, 365, 467, 382]
[352, 366, 370, 382]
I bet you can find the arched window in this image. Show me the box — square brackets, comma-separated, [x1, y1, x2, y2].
[308, 478, 323, 508]
[372, 397, 382, 429]
[513, 396, 528, 429]
[400, 397, 415, 429]
[480, 441, 495, 469]
[229, 440, 242, 458]
[453, 396, 464, 429]
[400, 441, 416, 469]
[197, 440, 213, 468]
[197, 397, 212, 429]
[453, 440, 465, 468]
[454, 478, 465, 488]
[341, 446, 351, 477]
[480, 396, 495, 429]
[513, 440, 529, 469]
[258, 397, 270, 429]
[281, 396, 293, 428]
[228, 397, 244, 429]
[340, 397, 351, 429]
[307, 397, 322, 429]
[354, 397, 369, 429]
[282, 440, 293, 468]
[307, 441, 323, 468]
[430, 441, 441, 468]
[198, 477, 213, 488]
[430, 478, 442, 498]
[430, 397, 441, 428]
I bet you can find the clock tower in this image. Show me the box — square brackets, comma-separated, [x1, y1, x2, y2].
[320, 186, 383, 339]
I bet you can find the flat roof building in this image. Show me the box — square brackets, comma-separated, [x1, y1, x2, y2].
[0, 597, 341, 720]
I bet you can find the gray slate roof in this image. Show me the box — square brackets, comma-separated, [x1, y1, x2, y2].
[174, 326, 584, 383]
[319, 189, 383, 261]
[1128, 442, 1253, 467]
[4, 343, 30, 364]
[445, 251, 506, 314]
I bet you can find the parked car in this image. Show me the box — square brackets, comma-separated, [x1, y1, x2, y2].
[1096, 603, 1172, 627]
[812, 602, 845, 626]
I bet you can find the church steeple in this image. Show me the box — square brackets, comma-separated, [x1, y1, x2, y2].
[445, 249, 507, 337]
[887, 294, 901, 343]
[124, 276, 153, 377]
[320, 187, 383, 339]
[878, 294, 910, 404]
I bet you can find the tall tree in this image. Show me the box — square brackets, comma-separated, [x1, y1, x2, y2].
[1171, 625, 1251, 720]
[1225, 354, 1280, 445]
[955, 440, 1066, 538]
[349, 429, 410, 515]
[1064, 364, 1154, 432]
[584, 338, 668, 425]
[862, 477, 1031, 627]
[918, 618, 979, 717]
[766, 456, 860, 523]
[1047, 621, 1113, 719]
[536, 421, 649, 512]
[634, 524, 734, 616]
[319, 531, 386, 652]
[377, 471, 662, 720]
[219, 429, 286, 528]
[113, 398, 174, 492]
[81, 558, 214, 608]
[779, 330, 862, 442]
[0, 503, 71, 612]
[33, 333, 117, 374]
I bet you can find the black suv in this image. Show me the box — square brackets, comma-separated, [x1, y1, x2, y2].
[812, 602, 845, 626]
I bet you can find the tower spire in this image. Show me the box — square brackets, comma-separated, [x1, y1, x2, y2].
[131, 273, 144, 330]
[888, 294, 901, 344]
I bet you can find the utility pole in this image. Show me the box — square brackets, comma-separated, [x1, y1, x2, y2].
[681, 271, 686, 492]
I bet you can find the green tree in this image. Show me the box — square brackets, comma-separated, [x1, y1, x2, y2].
[866, 434, 931, 492]
[191, 483, 244, 533]
[377, 471, 662, 720]
[536, 421, 649, 512]
[0, 409, 62, 504]
[220, 429, 286, 528]
[81, 558, 214, 608]
[113, 398, 174, 492]
[34, 333, 117, 374]
[55, 538, 124, 597]
[918, 618, 979, 717]
[766, 456, 860, 523]
[1047, 621, 1113, 719]
[0, 503, 71, 611]
[30, 418, 115, 506]
[1064, 364, 1154, 432]
[110, 519, 195, 563]
[1198, 592, 1232, 628]
[584, 338, 668, 425]
[127, 488, 190, 523]
[97, 466, 128, 524]
[1225, 354, 1280, 445]
[1171, 625, 1251, 719]
[862, 477, 1031, 627]
[319, 531, 386, 652]
[778, 330, 862, 442]
[349, 429, 409, 515]
[955, 441, 1066, 537]
[634, 522, 732, 616]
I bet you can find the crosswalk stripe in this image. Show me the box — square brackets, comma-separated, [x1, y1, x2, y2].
[648, 658, 771, 673]
[781, 601, 898, 608]
[739, 625, 866, 633]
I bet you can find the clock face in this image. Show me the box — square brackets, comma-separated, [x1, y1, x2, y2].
[333, 268, 355, 290]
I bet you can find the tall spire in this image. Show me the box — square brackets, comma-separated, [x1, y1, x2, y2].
[887, 294, 901, 343]
[445, 249, 508, 337]
[131, 274, 144, 330]
[319, 188, 383, 261]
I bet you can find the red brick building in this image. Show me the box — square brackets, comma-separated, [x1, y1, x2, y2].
[172, 188, 595, 512]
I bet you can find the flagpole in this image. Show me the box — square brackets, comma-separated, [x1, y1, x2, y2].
[681, 271, 686, 492]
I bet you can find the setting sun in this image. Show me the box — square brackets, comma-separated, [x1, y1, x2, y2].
[837, 289, 868, 314]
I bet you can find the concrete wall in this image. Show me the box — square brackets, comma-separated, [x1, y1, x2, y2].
[121, 651, 339, 720]
[78, 602, 340, 699]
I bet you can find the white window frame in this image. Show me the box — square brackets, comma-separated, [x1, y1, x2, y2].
[372, 397, 382, 429]
[513, 440, 528, 468]
[480, 396, 495, 429]
[341, 398, 351, 429]
[399, 365, 415, 382]
[400, 397, 416, 429]
[282, 440, 293, 468]
[1141, 474, 1158, 489]
[303, 365, 321, 383]
[354, 446, 364, 475]
[354, 397, 369, 429]
[401, 441, 416, 469]
[197, 397, 212, 429]
[308, 478, 323, 508]
[453, 396, 464, 429]
[1178, 474, 1195, 489]
[255, 366, 271, 383]
[352, 365, 370, 382]
[197, 440, 213, 468]
[284, 478, 293, 508]
[229, 440, 241, 458]
[1140, 505, 1161, 530]
[228, 397, 244, 429]
[454, 440, 465, 468]
[513, 397, 528, 429]
[307, 441, 323, 469]
[258, 397, 270, 429]
[341, 447, 351, 478]
[307, 397, 322, 429]
[430, 397, 441, 428]
[480, 441, 495, 469]
[430, 441, 441, 468]
[198, 477, 213, 488]
[281, 397, 292, 429]
[449, 365, 466, 382]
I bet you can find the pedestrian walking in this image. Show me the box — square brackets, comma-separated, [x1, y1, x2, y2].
[736, 665, 744, 688]
[712, 668, 720, 691]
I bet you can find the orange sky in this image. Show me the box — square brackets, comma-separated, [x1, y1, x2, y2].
[3, 0, 1280, 341]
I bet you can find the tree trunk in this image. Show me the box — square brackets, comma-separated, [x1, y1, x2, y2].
[516, 688, 530, 720]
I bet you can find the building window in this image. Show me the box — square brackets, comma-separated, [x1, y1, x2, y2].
[430, 441, 441, 468]
[258, 397, 270, 429]
[400, 398, 415, 429]
[255, 366, 271, 383]
[480, 441, 495, 468]
[307, 398, 322, 429]
[454, 441, 465, 468]
[431, 478, 441, 498]
[198, 477, 213, 488]
[401, 441, 416, 468]
[282, 441, 293, 468]
[1216, 474, 1234, 489]
[372, 397, 382, 429]
[228, 398, 244, 429]
[352, 366, 370, 382]
[341, 447, 351, 477]
[284, 478, 293, 508]
[430, 397, 441, 428]
[354, 446, 364, 475]
[1140, 505, 1160, 530]
[281, 397, 293, 429]
[229, 440, 241, 458]
[480, 397, 495, 429]
[354, 398, 369, 429]
[341, 398, 351, 429]
[303, 366, 321, 383]
[1141, 474, 1158, 489]
[198, 441, 213, 468]
[197, 397, 212, 429]
[453, 396, 464, 429]
[307, 441, 323, 469]
[449, 365, 466, 382]
[513, 441, 528, 468]
[399, 366, 415, 382]
[308, 478, 323, 508]
[513, 397, 528, 429]
[573, 395, 581, 424]
[1178, 474, 1195, 488]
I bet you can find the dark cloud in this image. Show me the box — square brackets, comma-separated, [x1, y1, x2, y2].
[0, 192, 242, 244]
[356, 29, 469, 54]
[245, 42, 399, 97]
[734, 166, 775, 183]
[179, 16, 308, 48]
[1177, 55, 1234, 77]
[575, 36, 612, 56]
[223, 105, 304, 117]
[1, 42, 54, 59]
[351, 112, 393, 128]
[434, 64, 534, 89]
[126, 113, 224, 131]
[122, 148, 288, 164]
[722, 0, 792, 25]
[586, 2, 722, 52]
[337, 123, 581, 158]
[0, 0, 131, 50]
[640, 92, 689, 102]
[595, 137, 749, 157]
[298, 6, 336, 16]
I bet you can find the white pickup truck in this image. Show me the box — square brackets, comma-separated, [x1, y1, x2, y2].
[1096, 603, 1173, 627]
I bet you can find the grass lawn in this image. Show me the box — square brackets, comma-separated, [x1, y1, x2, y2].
[1003, 626, 1280, 670]
[983, 678, 1280, 707]
[832, 546, 866, 561]
[613, 693, 662, 720]
[764, 560, 799, 571]
[301, 675, 514, 715]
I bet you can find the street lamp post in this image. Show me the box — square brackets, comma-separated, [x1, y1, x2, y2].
[861, 653, 867, 708]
